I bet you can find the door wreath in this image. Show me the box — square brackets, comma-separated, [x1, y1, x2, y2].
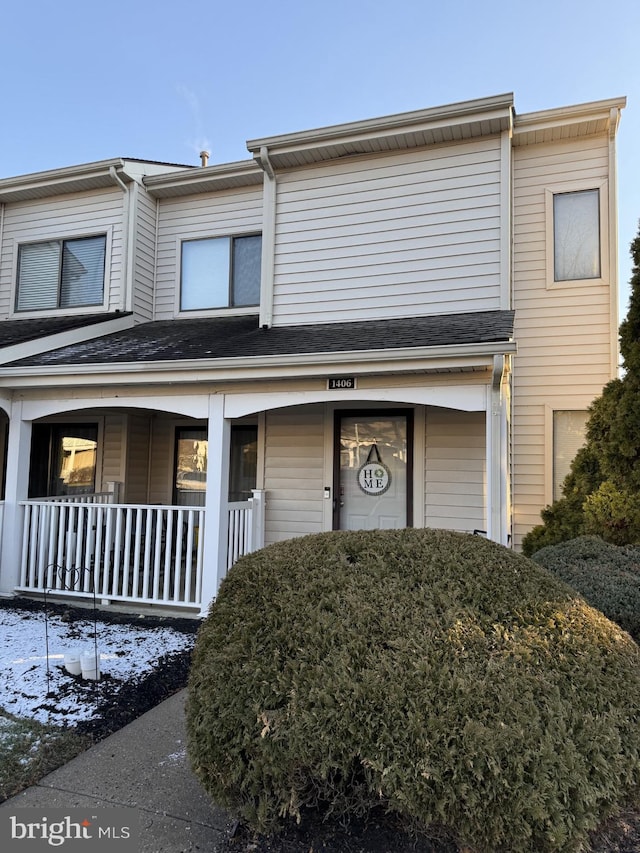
[357, 443, 391, 496]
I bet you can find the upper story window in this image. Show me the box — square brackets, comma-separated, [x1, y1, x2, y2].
[180, 234, 261, 311]
[553, 189, 601, 282]
[16, 235, 106, 312]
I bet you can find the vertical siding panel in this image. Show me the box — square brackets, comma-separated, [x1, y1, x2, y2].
[125, 414, 152, 503]
[424, 409, 486, 533]
[264, 406, 324, 544]
[148, 416, 175, 504]
[101, 414, 126, 488]
[133, 189, 157, 322]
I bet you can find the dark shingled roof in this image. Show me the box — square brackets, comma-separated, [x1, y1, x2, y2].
[0, 313, 129, 348]
[9, 310, 515, 367]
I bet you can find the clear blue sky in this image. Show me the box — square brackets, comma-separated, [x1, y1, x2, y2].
[2, 0, 638, 316]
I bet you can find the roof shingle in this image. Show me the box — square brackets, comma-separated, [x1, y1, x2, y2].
[9, 310, 515, 367]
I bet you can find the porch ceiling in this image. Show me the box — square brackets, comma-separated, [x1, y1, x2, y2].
[6, 310, 515, 370]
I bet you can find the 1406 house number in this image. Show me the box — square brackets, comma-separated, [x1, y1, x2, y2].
[327, 377, 357, 390]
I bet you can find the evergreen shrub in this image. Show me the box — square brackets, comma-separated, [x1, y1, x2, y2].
[531, 535, 640, 641]
[186, 528, 640, 853]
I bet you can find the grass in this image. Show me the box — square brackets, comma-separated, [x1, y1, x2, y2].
[0, 708, 92, 802]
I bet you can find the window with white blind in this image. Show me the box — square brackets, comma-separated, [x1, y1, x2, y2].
[16, 235, 106, 311]
[180, 234, 261, 311]
[553, 410, 588, 501]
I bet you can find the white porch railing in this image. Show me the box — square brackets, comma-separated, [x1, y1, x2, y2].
[18, 501, 205, 609]
[16, 490, 266, 610]
[227, 490, 266, 569]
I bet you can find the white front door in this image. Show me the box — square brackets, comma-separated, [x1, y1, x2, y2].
[335, 412, 412, 530]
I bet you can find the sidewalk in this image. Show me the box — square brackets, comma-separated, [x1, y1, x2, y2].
[0, 689, 234, 852]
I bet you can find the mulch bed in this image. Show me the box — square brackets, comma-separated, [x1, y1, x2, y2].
[219, 803, 640, 853]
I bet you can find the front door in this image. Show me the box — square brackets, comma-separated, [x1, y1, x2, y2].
[334, 411, 412, 530]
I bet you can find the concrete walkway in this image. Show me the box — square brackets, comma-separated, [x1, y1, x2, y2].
[0, 689, 234, 852]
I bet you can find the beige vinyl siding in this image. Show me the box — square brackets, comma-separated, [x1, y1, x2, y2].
[100, 414, 126, 488]
[0, 188, 125, 317]
[124, 414, 152, 503]
[99, 413, 151, 501]
[264, 406, 324, 545]
[154, 186, 263, 319]
[133, 187, 158, 322]
[271, 139, 502, 326]
[424, 408, 486, 533]
[147, 416, 175, 505]
[511, 135, 613, 547]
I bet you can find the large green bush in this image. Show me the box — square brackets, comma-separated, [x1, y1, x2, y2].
[186, 529, 640, 853]
[531, 535, 640, 641]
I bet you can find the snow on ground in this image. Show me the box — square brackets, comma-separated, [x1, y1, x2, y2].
[0, 606, 195, 726]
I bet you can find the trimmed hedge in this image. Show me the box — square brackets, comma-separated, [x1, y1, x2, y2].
[186, 529, 640, 853]
[531, 535, 640, 641]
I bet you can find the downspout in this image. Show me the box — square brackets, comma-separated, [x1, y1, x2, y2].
[487, 354, 509, 545]
[499, 108, 513, 310]
[608, 107, 622, 377]
[109, 166, 134, 315]
[253, 146, 276, 329]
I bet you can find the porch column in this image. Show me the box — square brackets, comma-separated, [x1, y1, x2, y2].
[0, 403, 32, 596]
[486, 356, 510, 546]
[200, 394, 231, 615]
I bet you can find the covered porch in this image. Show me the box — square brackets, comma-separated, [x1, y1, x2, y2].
[0, 342, 512, 616]
[0, 394, 266, 615]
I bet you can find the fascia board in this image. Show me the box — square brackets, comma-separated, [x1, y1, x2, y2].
[247, 94, 514, 154]
[0, 314, 136, 365]
[0, 159, 130, 203]
[514, 97, 627, 134]
[0, 340, 516, 388]
[144, 159, 262, 197]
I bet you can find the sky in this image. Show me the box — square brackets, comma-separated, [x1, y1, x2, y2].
[2, 0, 639, 317]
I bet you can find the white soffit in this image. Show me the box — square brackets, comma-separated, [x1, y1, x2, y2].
[513, 96, 626, 146]
[246, 94, 515, 169]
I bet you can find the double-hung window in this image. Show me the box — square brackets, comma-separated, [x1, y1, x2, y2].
[16, 235, 106, 311]
[552, 410, 588, 501]
[553, 189, 601, 282]
[180, 234, 261, 311]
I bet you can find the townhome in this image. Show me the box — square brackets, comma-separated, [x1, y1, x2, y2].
[0, 93, 625, 615]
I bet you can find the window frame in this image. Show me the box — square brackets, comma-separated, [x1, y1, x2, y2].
[545, 180, 609, 290]
[544, 405, 589, 506]
[178, 232, 262, 316]
[28, 418, 104, 499]
[12, 230, 111, 317]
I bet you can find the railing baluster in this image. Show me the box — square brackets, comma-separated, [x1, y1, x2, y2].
[122, 507, 132, 599]
[183, 511, 194, 604]
[152, 508, 163, 602]
[173, 510, 184, 601]
[163, 509, 174, 603]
